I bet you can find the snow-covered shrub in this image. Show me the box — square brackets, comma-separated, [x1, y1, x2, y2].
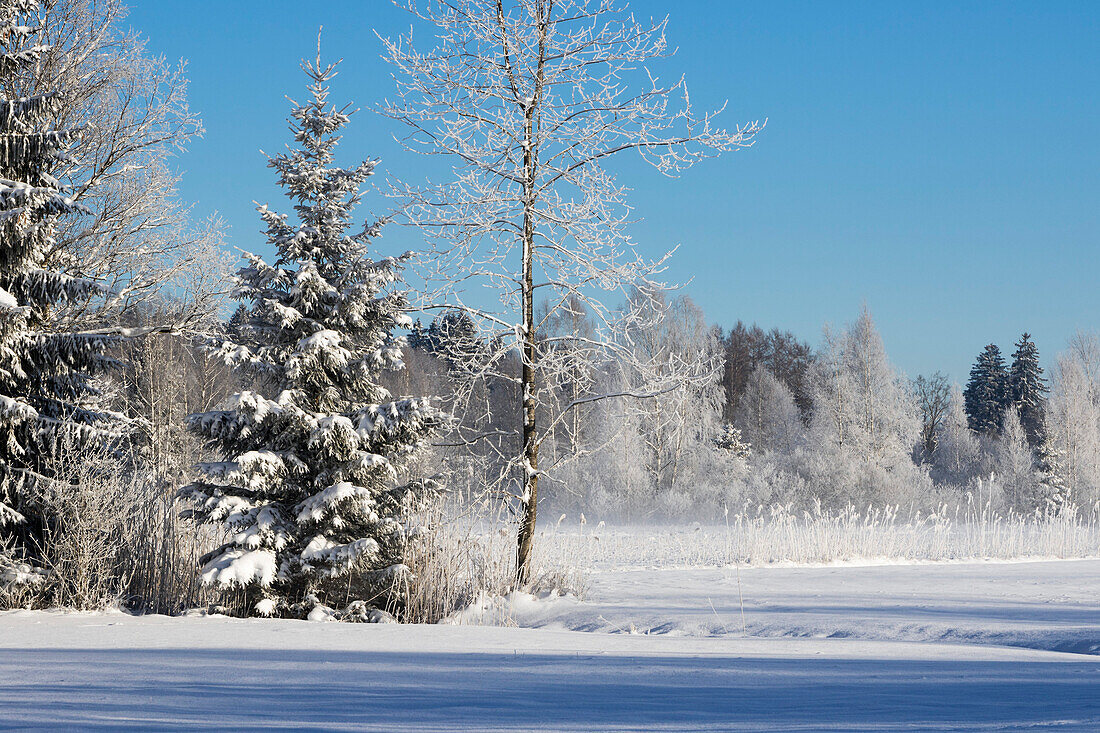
[180, 55, 442, 619]
[123, 476, 216, 615]
[0, 538, 48, 608]
[714, 424, 751, 461]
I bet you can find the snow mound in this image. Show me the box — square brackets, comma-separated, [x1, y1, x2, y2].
[446, 589, 581, 627]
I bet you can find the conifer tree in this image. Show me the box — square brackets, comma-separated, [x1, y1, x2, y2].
[1034, 438, 1069, 510]
[0, 2, 119, 552]
[714, 424, 751, 462]
[407, 309, 480, 367]
[964, 344, 1008, 436]
[180, 50, 441, 620]
[1007, 333, 1048, 449]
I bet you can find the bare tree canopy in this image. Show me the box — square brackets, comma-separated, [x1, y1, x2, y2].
[18, 0, 226, 328]
[913, 372, 950, 460]
[382, 0, 762, 581]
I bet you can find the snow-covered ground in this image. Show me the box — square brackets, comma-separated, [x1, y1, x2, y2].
[2, 559, 1098, 731]
[470, 559, 1100, 655]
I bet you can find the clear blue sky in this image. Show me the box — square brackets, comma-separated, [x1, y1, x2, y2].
[127, 1, 1099, 383]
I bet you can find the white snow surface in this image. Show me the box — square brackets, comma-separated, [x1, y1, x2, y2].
[2, 559, 1099, 731]
[0, 285, 19, 310]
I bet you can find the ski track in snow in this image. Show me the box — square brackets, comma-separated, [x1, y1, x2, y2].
[1, 559, 1099, 731]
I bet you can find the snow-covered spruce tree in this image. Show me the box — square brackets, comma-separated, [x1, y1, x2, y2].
[180, 54, 441, 620]
[407, 309, 481, 368]
[714, 424, 751, 462]
[0, 2, 120, 560]
[964, 344, 1009, 437]
[1007, 333, 1048, 449]
[1034, 437, 1069, 510]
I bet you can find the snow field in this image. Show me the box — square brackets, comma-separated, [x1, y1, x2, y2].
[2, 557, 1098, 731]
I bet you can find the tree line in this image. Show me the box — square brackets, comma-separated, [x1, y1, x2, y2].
[409, 299, 1090, 522]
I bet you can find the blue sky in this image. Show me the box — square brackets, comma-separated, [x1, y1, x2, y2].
[126, 1, 1099, 382]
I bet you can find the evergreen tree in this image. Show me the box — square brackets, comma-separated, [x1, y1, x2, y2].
[1034, 438, 1069, 510]
[714, 423, 751, 462]
[963, 344, 1008, 436]
[406, 319, 430, 351]
[1007, 333, 1048, 449]
[180, 52, 441, 620]
[407, 309, 480, 367]
[0, 2, 118, 552]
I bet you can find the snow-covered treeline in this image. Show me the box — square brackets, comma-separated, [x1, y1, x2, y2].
[401, 302, 1098, 522]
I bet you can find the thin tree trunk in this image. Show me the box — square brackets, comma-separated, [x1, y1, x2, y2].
[516, 130, 538, 582]
[516, 243, 538, 584]
[515, 1, 549, 586]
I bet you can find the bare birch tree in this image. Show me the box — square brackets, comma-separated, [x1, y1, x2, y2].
[1048, 332, 1100, 504]
[12, 0, 219, 329]
[382, 0, 762, 582]
[621, 289, 722, 496]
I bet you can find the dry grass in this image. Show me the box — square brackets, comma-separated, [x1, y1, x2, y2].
[535, 499, 1100, 571]
[400, 497, 587, 624]
[10, 453, 1096, 622]
[0, 447, 217, 614]
[400, 496, 1100, 625]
